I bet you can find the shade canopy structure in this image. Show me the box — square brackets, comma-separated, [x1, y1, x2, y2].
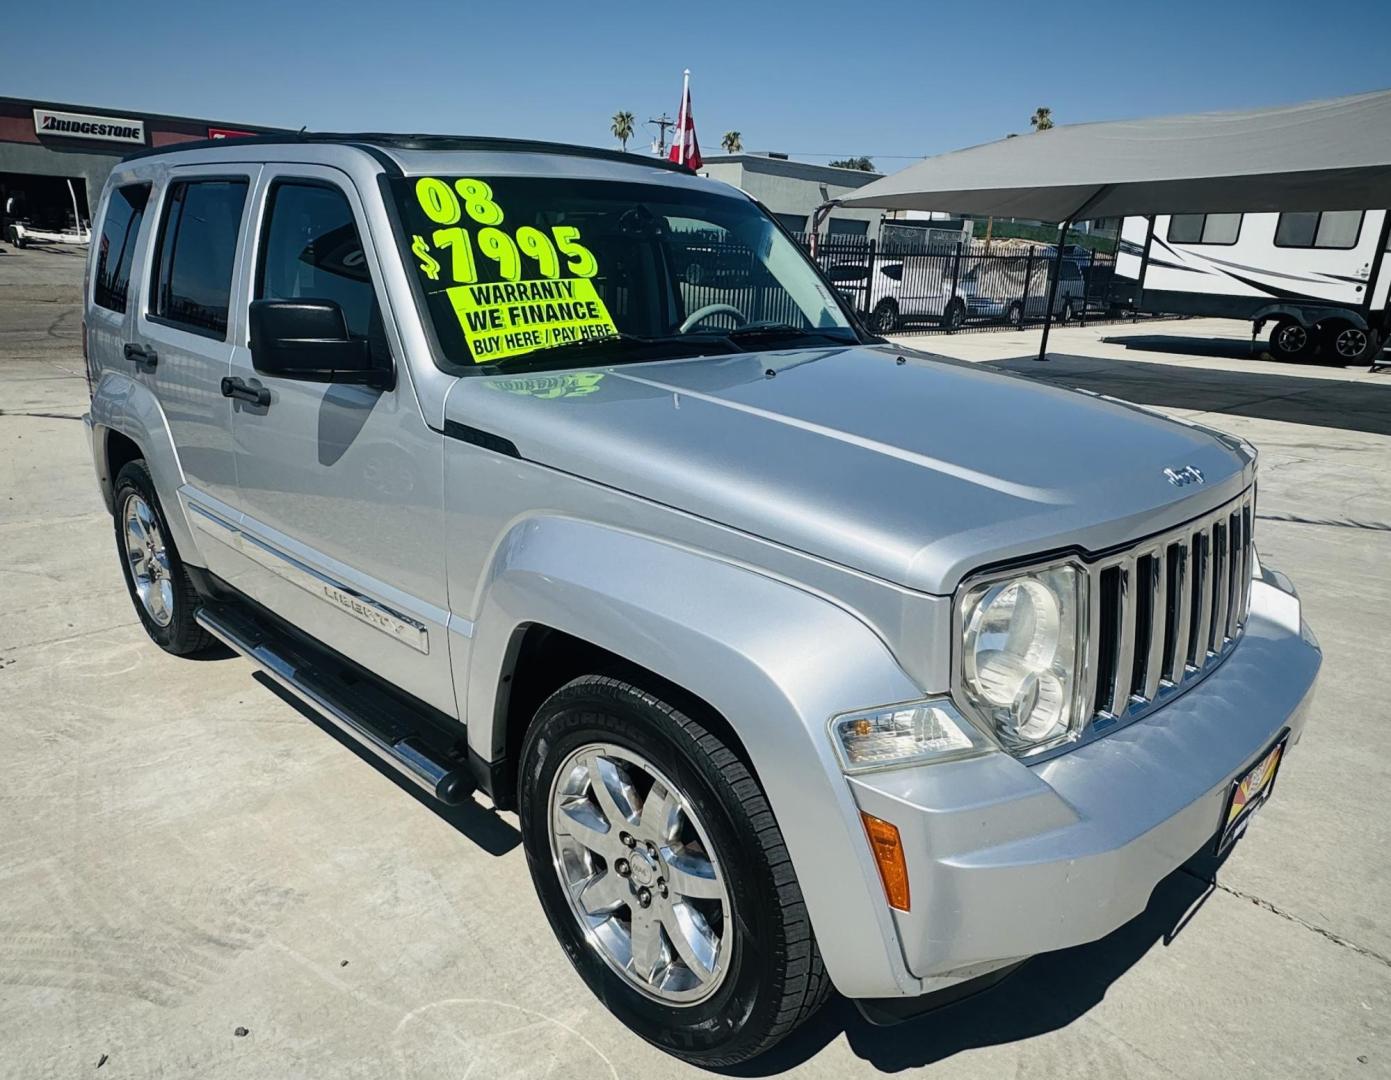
[836, 89, 1391, 222]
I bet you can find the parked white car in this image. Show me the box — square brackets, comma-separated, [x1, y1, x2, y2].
[825, 259, 966, 332]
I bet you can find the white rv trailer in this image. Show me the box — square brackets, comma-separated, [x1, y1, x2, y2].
[1114, 210, 1391, 364]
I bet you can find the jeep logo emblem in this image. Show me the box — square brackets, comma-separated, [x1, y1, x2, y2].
[1163, 465, 1205, 487]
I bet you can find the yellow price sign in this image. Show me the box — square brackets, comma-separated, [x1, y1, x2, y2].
[410, 177, 614, 362]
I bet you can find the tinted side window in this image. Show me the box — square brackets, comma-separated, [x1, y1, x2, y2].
[1274, 212, 1318, 247]
[1273, 210, 1363, 249]
[1167, 214, 1204, 244]
[879, 263, 903, 281]
[257, 182, 386, 362]
[1314, 210, 1362, 249]
[152, 179, 249, 338]
[1200, 213, 1241, 244]
[94, 185, 151, 313]
[1167, 212, 1241, 245]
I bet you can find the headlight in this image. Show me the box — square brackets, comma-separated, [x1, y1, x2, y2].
[958, 564, 1086, 755]
[830, 699, 993, 773]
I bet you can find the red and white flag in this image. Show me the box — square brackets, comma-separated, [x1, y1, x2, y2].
[668, 69, 702, 170]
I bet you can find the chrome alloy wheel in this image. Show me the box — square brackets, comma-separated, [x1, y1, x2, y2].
[548, 742, 731, 1005]
[1335, 327, 1369, 359]
[122, 493, 174, 627]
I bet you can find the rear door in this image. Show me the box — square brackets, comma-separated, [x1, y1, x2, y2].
[135, 165, 259, 577]
[224, 164, 455, 715]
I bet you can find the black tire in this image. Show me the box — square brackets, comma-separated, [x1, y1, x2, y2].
[871, 298, 899, 333]
[1324, 322, 1381, 364]
[1268, 318, 1314, 361]
[1007, 300, 1024, 327]
[518, 676, 831, 1066]
[1060, 298, 1076, 325]
[941, 298, 966, 330]
[112, 460, 215, 656]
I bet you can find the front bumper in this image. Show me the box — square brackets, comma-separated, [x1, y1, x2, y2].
[847, 570, 1319, 992]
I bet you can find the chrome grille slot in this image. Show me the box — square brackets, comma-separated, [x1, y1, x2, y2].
[1085, 488, 1255, 728]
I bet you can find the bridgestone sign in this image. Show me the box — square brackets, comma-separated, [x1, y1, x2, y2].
[33, 108, 146, 146]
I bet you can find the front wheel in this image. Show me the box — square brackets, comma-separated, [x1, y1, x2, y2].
[1269, 318, 1314, 361]
[519, 676, 831, 1066]
[1007, 301, 1024, 327]
[941, 298, 966, 330]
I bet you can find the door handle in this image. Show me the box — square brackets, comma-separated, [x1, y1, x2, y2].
[123, 343, 158, 370]
[220, 376, 271, 408]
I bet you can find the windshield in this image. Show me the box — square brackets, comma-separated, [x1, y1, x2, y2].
[390, 175, 858, 372]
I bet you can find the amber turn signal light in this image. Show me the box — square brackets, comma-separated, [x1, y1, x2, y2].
[861, 811, 910, 911]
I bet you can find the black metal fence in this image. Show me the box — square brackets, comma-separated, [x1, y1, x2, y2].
[792, 233, 1130, 335]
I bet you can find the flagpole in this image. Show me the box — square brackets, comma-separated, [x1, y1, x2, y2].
[678, 69, 690, 166]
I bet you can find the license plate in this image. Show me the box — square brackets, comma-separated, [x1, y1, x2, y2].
[1217, 732, 1288, 854]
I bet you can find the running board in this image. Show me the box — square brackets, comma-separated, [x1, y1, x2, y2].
[196, 602, 474, 805]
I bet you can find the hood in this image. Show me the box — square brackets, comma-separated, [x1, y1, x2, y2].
[443, 345, 1254, 594]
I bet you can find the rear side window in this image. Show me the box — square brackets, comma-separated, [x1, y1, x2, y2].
[1275, 210, 1363, 249]
[879, 263, 903, 281]
[93, 184, 150, 313]
[151, 178, 249, 338]
[256, 181, 386, 361]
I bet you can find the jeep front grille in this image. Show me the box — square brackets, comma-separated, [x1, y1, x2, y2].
[1085, 488, 1255, 725]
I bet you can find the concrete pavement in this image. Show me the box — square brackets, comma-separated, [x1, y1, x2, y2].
[3, 245, 1389, 1078]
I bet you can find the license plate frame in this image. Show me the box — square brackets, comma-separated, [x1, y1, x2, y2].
[1216, 731, 1289, 855]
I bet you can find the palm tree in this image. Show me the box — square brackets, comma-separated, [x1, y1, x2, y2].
[1030, 107, 1054, 132]
[611, 110, 635, 152]
[721, 131, 742, 153]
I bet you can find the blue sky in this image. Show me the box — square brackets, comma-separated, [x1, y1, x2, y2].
[6, 0, 1386, 167]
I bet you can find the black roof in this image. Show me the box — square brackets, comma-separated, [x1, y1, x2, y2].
[122, 131, 693, 175]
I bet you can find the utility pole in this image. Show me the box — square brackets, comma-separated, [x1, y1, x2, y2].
[648, 112, 674, 157]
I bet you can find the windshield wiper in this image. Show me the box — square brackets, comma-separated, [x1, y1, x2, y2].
[709, 324, 856, 348]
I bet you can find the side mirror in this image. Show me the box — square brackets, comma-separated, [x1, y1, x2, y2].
[249, 299, 393, 389]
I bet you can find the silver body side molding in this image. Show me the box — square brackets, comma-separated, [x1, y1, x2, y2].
[186, 500, 430, 654]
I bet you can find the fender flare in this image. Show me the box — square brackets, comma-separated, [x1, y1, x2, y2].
[89, 371, 202, 565]
[464, 516, 926, 997]
[1252, 303, 1367, 331]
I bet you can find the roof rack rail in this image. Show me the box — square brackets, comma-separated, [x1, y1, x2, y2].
[121, 131, 694, 175]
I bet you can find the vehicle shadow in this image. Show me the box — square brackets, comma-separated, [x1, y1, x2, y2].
[1100, 333, 1268, 362]
[725, 850, 1225, 1076]
[986, 352, 1391, 437]
[251, 671, 522, 856]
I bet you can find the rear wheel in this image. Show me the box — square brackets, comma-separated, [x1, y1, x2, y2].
[1268, 318, 1314, 361]
[1325, 322, 1381, 364]
[1060, 298, 1076, 325]
[871, 298, 899, 333]
[519, 676, 830, 1066]
[941, 297, 966, 330]
[1007, 301, 1024, 327]
[113, 460, 215, 656]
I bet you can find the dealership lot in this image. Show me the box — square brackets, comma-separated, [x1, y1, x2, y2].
[2, 244, 1389, 1078]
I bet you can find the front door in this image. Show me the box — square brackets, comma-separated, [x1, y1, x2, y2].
[225, 165, 455, 715]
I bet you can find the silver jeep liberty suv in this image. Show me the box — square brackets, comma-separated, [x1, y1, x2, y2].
[83, 132, 1320, 1065]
